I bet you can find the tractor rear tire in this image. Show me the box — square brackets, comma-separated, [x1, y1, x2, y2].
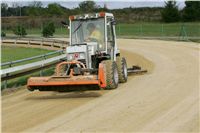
[102, 60, 119, 89]
[116, 57, 128, 83]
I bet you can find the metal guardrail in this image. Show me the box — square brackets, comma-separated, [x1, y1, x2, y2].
[1, 54, 66, 77]
[1, 50, 64, 68]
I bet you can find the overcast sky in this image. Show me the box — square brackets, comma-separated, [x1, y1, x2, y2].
[3, 0, 186, 9]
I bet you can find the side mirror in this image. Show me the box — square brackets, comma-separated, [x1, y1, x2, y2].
[111, 19, 116, 25]
[61, 21, 69, 28]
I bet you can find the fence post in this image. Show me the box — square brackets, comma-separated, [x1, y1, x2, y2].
[161, 24, 164, 37]
[118, 25, 121, 36]
[180, 23, 188, 41]
[140, 24, 143, 36]
[4, 80, 7, 89]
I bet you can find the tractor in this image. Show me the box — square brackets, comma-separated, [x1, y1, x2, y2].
[27, 12, 145, 92]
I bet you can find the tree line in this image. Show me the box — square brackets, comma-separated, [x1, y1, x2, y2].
[1, 1, 200, 37]
[161, 1, 200, 22]
[1, 1, 200, 22]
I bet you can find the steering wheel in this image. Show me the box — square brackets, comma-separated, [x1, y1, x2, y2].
[85, 37, 98, 42]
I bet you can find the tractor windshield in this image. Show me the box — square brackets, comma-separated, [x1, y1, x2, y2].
[71, 18, 105, 50]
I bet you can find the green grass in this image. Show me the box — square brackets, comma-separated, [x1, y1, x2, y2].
[2, 22, 200, 42]
[115, 22, 200, 37]
[4, 27, 69, 36]
[1, 46, 53, 63]
[1, 46, 62, 69]
[3, 22, 200, 38]
[1, 46, 57, 90]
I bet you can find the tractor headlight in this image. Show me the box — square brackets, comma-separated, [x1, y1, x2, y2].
[79, 53, 85, 59]
[67, 54, 73, 60]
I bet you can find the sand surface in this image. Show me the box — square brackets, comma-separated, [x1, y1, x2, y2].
[2, 39, 199, 132]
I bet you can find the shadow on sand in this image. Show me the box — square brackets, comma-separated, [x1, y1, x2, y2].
[25, 91, 106, 100]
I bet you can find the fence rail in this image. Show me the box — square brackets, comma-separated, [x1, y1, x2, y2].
[1, 54, 66, 77]
[1, 37, 69, 49]
[1, 50, 64, 68]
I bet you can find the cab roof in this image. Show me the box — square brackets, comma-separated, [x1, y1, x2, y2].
[69, 12, 114, 21]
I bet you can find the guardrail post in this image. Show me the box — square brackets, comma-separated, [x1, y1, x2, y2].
[28, 40, 30, 45]
[4, 80, 7, 89]
[41, 39, 43, 46]
[40, 61, 44, 76]
[61, 41, 64, 48]
[52, 40, 54, 47]
[40, 69, 43, 76]
[43, 54, 46, 60]
[4, 74, 9, 89]
[9, 62, 12, 67]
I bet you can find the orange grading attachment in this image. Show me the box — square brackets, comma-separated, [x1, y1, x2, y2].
[27, 61, 106, 92]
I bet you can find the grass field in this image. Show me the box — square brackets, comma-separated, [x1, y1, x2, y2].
[4, 27, 69, 36]
[3, 22, 200, 38]
[115, 22, 200, 37]
[1, 46, 53, 63]
[1, 46, 55, 89]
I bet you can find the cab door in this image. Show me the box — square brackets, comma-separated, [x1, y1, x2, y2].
[106, 17, 117, 60]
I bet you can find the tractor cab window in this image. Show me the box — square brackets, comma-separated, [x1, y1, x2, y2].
[71, 18, 105, 51]
[107, 17, 115, 51]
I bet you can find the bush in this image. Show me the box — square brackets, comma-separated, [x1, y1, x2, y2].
[13, 25, 27, 37]
[1, 31, 6, 37]
[42, 22, 55, 37]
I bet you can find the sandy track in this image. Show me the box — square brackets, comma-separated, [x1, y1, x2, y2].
[2, 39, 199, 132]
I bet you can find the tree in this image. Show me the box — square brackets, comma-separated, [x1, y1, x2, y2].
[28, 1, 43, 16]
[182, 1, 200, 21]
[47, 3, 64, 16]
[13, 25, 27, 37]
[42, 22, 55, 37]
[161, 1, 180, 22]
[1, 3, 8, 16]
[79, 1, 98, 13]
[1, 31, 6, 37]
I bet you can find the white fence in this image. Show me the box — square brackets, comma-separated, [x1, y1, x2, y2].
[1, 38, 69, 49]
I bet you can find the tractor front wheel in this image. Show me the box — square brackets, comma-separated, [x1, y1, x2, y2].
[102, 60, 119, 89]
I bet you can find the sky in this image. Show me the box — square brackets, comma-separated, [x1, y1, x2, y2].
[2, 0, 186, 9]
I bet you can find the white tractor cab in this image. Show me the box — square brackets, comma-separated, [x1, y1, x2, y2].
[66, 12, 120, 69]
